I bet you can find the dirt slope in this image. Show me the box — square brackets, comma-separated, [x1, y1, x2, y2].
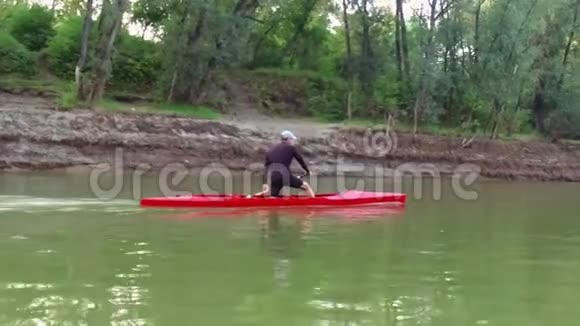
[1, 91, 579, 181]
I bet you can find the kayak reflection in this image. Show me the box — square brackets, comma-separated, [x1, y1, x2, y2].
[154, 205, 405, 222]
[259, 210, 308, 289]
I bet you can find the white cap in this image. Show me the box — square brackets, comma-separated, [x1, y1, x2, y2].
[281, 130, 297, 140]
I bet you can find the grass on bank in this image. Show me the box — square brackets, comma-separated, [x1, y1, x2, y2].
[0, 75, 69, 95]
[336, 117, 544, 141]
[154, 103, 220, 119]
[97, 99, 220, 120]
[0, 75, 220, 119]
[0, 75, 562, 141]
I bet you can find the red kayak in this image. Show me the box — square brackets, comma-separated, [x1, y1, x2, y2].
[140, 190, 406, 208]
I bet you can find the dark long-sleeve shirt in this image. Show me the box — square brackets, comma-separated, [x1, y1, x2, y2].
[264, 142, 309, 180]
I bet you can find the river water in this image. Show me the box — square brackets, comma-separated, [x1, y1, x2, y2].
[0, 172, 579, 326]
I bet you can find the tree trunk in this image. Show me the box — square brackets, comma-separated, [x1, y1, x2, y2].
[395, 0, 410, 112]
[474, 0, 486, 64]
[166, 3, 191, 103]
[252, 22, 278, 64]
[395, 0, 403, 84]
[532, 78, 547, 133]
[186, 6, 209, 103]
[559, 0, 579, 87]
[346, 91, 353, 121]
[190, 0, 261, 103]
[85, 0, 129, 104]
[342, 0, 353, 120]
[412, 0, 439, 134]
[490, 100, 502, 140]
[167, 68, 178, 103]
[359, 0, 374, 97]
[399, 0, 410, 81]
[283, 0, 319, 64]
[75, 0, 94, 100]
[413, 89, 423, 134]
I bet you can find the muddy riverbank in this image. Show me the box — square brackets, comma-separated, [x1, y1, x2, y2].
[1, 97, 579, 181]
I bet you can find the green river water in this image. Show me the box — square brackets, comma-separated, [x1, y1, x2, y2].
[0, 172, 579, 326]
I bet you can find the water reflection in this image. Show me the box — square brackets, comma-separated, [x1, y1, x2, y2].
[252, 208, 447, 326]
[2, 174, 580, 326]
[3, 283, 54, 290]
[16, 295, 97, 326]
[259, 211, 312, 289]
[110, 241, 154, 326]
[156, 205, 405, 222]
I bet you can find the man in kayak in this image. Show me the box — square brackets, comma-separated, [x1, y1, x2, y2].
[252, 130, 315, 198]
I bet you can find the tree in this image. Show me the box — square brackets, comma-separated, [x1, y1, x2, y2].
[7, 4, 55, 51]
[412, 0, 455, 134]
[75, 0, 93, 97]
[82, 0, 130, 103]
[189, 0, 261, 103]
[532, 0, 579, 134]
[342, 0, 354, 120]
[395, 0, 410, 96]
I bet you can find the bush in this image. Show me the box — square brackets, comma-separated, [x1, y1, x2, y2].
[7, 4, 55, 51]
[57, 83, 80, 110]
[545, 109, 580, 140]
[47, 20, 161, 92]
[0, 3, 22, 29]
[111, 33, 162, 91]
[45, 16, 85, 79]
[501, 109, 532, 136]
[0, 30, 35, 75]
[307, 75, 347, 121]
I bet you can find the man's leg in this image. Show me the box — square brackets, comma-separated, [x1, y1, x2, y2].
[301, 182, 316, 198]
[270, 179, 284, 197]
[290, 175, 315, 198]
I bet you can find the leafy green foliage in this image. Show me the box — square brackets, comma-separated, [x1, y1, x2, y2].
[0, 0, 578, 140]
[0, 30, 35, 75]
[131, 0, 169, 34]
[57, 82, 80, 110]
[546, 110, 580, 140]
[45, 16, 85, 78]
[111, 33, 162, 91]
[6, 4, 55, 51]
[307, 75, 347, 121]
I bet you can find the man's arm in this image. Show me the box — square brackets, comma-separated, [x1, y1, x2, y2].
[293, 147, 310, 175]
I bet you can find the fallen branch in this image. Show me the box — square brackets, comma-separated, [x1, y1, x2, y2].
[461, 133, 478, 148]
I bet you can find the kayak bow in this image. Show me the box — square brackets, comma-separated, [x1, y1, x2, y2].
[140, 190, 406, 208]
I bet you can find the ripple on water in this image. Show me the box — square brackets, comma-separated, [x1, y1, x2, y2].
[36, 249, 56, 255]
[0, 197, 134, 213]
[115, 273, 152, 279]
[9, 235, 29, 240]
[3, 283, 54, 290]
[308, 300, 373, 313]
[390, 295, 441, 325]
[124, 250, 153, 256]
[111, 314, 150, 326]
[14, 295, 97, 326]
[108, 286, 149, 306]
